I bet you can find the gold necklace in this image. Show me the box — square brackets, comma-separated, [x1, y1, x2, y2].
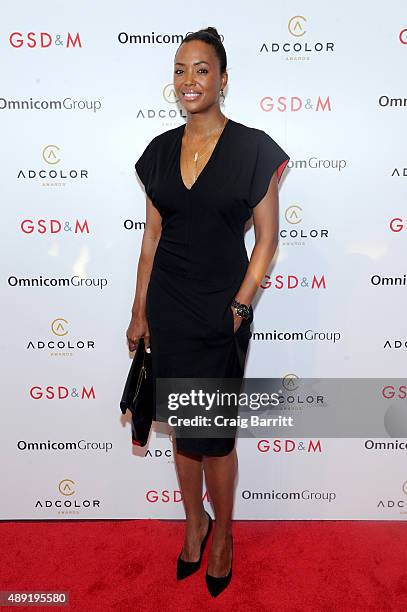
[184, 116, 228, 184]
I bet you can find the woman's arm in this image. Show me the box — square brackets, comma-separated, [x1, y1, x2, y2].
[232, 170, 279, 328]
[127, 197, 162, 351]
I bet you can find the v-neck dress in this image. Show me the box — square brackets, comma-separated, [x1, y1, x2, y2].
[135, 118, 289, 456]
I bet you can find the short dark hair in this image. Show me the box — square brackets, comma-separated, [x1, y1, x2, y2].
[180, 27, 227, 74]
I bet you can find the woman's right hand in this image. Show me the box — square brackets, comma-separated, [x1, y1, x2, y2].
[126, 313, 150, 353]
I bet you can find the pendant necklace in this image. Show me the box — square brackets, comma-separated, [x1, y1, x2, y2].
[184, 115, 228, 185]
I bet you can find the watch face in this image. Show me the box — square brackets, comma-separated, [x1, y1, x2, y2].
[237, 305, 250, 319]
[232, 299, 250, 319]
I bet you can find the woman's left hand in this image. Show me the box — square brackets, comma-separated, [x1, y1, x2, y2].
[231, 307, 243, 334]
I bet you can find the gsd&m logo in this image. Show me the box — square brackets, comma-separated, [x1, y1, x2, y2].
[19, 218, 90, 236]
[29, 385, 96, 400]
[9, 32, 82, 48]
[260, 95, 332, 112]
[146, 489, 210, 503]
[257, 439, 323, 453]
[389, 217, 407, 233]
[399, 29, 407, 44]
[261, 273, 327, 290]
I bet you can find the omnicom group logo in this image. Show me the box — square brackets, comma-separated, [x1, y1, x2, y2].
[117, 31, 223, 45]
[17, 439, 112, 453]
[8, 275, 108, 289]
[0, 97, 102, 112]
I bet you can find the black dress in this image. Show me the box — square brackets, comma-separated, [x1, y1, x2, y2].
[135, 118, 289, 456]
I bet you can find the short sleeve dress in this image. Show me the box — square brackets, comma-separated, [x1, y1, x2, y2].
[135, 118, 289, 456]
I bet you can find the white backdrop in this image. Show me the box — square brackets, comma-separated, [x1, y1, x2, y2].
[1, 1, 407, 520]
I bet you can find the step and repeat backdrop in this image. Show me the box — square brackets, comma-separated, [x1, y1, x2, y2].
[1, 1, 406, 520]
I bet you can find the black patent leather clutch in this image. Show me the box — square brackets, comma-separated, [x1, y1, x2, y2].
[120, 337, 153, 447]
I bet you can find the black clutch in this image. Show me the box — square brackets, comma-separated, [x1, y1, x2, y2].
[120, 337, 153, 447]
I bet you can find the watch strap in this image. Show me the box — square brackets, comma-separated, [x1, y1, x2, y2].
[231, 298, 251, 320]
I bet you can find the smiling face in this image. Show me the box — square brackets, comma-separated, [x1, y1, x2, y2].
[174, 39, 227, 112]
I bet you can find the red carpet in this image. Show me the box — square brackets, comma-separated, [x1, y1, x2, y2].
[1, 519, 406, 611]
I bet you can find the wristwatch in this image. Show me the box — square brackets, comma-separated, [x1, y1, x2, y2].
[231, 298, 251, 320]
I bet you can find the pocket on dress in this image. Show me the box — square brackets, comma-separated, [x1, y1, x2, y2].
[227, 305, 235, 335]
[234, 305, 253, 334]
[248, 304, 254, 324]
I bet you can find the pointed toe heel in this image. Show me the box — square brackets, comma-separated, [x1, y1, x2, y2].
[176, 510, 213, 581]
[205, 535, 233, 597]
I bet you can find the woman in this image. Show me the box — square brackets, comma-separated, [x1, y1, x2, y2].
[127, 27, 289, 597]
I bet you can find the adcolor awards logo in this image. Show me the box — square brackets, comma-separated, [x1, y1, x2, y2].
[391, 165, 407, 177]
[17, 144, 88, 187]
[260, 16, 335, 61]
[383, 337, 407, 351]
[163, 83, 178, 105]
[17, 144, 89, 187]
[26, 317, 96, 357]
[134, 81, 187, 123]
[34, 479, 101, 516]
[280, 204, 329, 247]
[377, 481, 407, 515]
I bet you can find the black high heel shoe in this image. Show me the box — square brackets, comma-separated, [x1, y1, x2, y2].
[176, 510, 213, 580]
[205, 535, 233, 597]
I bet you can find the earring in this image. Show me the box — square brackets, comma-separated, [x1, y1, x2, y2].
[220, 89, 225, 104]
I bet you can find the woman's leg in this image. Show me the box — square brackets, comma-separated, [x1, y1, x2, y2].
[203, 448, 237, 576]
[172, 437, 209, 561]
